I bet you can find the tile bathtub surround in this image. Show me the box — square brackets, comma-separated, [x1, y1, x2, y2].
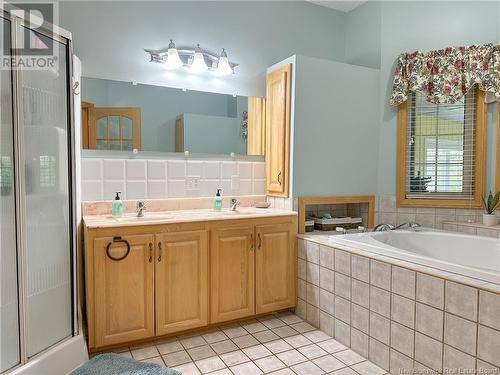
[81, 158, 266, 201]
[375, 195, 486, 230]
[82, 195, 267, 216]
[93, 312, 390, 375]
[297, 237, 500, 373]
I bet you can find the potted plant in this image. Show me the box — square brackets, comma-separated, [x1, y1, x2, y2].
[482, 191, 500, 226]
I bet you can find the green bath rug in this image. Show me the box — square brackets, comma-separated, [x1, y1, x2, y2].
[71, 353, 181, 375]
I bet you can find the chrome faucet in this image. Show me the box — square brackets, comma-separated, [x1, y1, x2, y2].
[394, 222, 421, 231]
[136, 201, 147, 217]
[230, 198, 240, 211]
[373, 223, 395, 231]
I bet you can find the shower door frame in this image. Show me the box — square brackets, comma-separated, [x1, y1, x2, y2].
[1, 6, 78, 372]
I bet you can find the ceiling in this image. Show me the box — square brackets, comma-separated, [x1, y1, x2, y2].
[306, 0, 368, 12]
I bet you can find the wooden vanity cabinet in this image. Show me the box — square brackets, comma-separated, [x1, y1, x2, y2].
[210, 225, 255, 323]
[266, 64, 291, 197]
[84, 215, 296, 350]
[155, 230, 209, 335]
[90, 234, 155, 348]
[255, 223, 296, 314]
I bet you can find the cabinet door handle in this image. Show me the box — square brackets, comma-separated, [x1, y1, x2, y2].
[158, 242, 162, 262]
[250, 233, 254, 251]
[277, 171, 282, 185]
[148, 242, 153, 263]
[257, 233, 262, 249]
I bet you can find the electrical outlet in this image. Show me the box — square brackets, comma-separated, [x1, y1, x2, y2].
[186, 176, 200, 191]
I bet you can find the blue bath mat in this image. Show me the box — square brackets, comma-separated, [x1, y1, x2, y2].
[71, 353, 181, 375]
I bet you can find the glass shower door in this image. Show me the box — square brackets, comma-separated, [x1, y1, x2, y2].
[18, 28, 73, 357]
[0, 16, 21, 372]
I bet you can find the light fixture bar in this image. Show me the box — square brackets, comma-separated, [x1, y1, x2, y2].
[145, 43, 238, 74]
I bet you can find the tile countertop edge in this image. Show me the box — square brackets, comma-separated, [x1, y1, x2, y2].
[83, 208, 298, 229]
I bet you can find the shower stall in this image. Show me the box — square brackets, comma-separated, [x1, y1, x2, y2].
[1, 8, 85, 374]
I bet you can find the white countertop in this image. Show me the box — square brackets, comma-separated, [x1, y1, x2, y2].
[84, 207, 297, 229]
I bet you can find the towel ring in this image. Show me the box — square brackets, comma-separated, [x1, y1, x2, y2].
[106, 237, 131, 261]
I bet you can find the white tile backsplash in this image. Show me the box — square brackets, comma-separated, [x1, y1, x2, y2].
[82, 157, 266, 201]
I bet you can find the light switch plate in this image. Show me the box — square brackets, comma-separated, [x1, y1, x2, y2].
[186, 176, 201, 191]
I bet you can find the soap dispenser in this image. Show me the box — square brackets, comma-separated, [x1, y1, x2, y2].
[213, 189, 223, 211]
[112, 192, 124, 217]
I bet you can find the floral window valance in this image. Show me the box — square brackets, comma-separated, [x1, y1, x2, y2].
[390, 44, 500, 106]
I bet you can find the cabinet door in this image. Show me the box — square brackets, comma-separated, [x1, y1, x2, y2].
[255, 223, 296, 314]
[93, 235, 155, 348]
[247, 97, 266, 156]
[265, 64, 291, 197]
[211, 226, 255, 323]
[156, 230, 208, 336]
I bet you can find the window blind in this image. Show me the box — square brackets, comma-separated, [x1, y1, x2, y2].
[405, 90, 476, 200]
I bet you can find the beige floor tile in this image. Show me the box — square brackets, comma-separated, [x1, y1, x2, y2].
[202, 330, 228, 344]
[131, 345, 159, 360]
[291, 360, 325, 375]
[233, 334, 260, 349]
[264, 339, 293, 354]
[260, 317, 286, 329]
[317, 338, 347, 353]
[268, 368, 295, 375]
[180, 336, 207, 349]
[223, 325, 248, 339]
[352, 360, 386, 375]
[220, 350, 251, 366]
[272, 325, 298, 338]
[313, 354, 346, 372]
[162, 350, 191, 367]
[253, 330, 280, 343]
[195, 356, 226, 373]
[303, 329, 331, 343]
[210, 369, 232, 375]
[297, 344, 328, 359]
[333, 349, 366, 366]
[211, 339, 238, 355]
[254, 355, 286, 373]
[188, 344, 216, 361]
[156, 340, 184, 355]
[276, 349, 308, 367]
[242, 344, 273, 360]
[172, 361, 201, 375]
[241, 321, 268, 334]
[290, 321, 316, 333]
[140, 356, 165, 367]
[331, 367, 359, 375]
[277, 312, 304, 325]
[230, 361, 264, 375]
[284, 334, 312, 348]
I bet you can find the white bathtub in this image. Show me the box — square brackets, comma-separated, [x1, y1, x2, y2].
[326, 230, 500, 284]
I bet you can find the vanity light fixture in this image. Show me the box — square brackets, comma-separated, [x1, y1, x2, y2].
[165, 39, 183, 69]
[216, 48, 233, 76]
[191, 44, 208, 73]
[145, 41, 238, 75]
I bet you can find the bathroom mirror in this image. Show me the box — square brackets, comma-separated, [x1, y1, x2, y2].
[80, 77, 266, 157]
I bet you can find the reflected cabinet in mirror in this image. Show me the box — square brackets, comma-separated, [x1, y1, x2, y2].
[80, 77, 265, 157]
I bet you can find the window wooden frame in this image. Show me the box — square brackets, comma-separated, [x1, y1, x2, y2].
[397, 89, 487, 209]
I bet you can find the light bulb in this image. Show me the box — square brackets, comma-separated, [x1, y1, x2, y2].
[190, 44, 207, 73]
[216, 48, 233, 76]
[165, 39, 183, 70]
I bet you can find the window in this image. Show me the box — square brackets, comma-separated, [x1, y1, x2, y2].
[397, 88, 486, 208]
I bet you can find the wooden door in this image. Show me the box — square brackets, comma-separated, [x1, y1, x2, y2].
[155, 230, 208, 335]
[211, 225, 255, 323]
[247, 97, 266, 156]
[81, 101, 94, 149]
[89, 107, 141, 151]
[255, 223, 296, 314]
[265, 64, 291, 197]
[93, 234, 155, 347]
